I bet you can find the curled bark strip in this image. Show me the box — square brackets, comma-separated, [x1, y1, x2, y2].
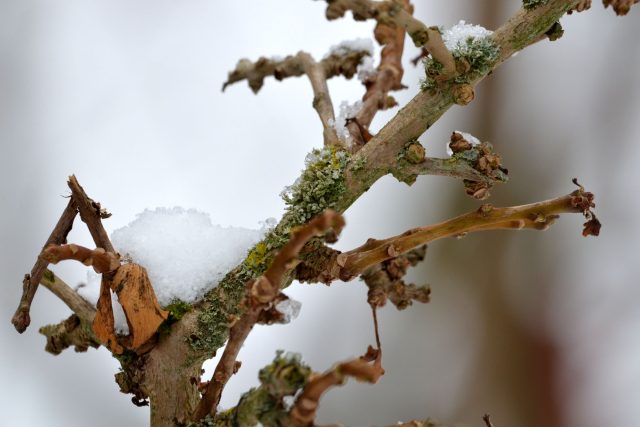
[109, 264, 169, 352]
[40, 243, 120, 274]
[192, 210, 345, 422]
[93, 275, 124, 354]
[12, 199, 77, 333]
[289, 349, 384, 427]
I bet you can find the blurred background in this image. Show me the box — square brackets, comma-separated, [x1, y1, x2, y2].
[1, 1, 639, 426]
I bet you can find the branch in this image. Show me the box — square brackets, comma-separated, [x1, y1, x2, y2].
[308, 184, 599, 282]
[289, 349, 384, 427]
[41, 243, 120, 274]
[67, 174, 115, 253]
[297, 52, 341, 146]
[39, 269, 96, 323]
[222, 49, 370, 93]
[192, 210, 345, 421]
[11, 198, 77, 333]
[322, 0, 455, 74]
[39, 314, 100, 355]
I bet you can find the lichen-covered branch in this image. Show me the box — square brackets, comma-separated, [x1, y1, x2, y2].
[192, 210, 345, 421]
[12, 198, 77, 333]
[39, 314, 100, 355]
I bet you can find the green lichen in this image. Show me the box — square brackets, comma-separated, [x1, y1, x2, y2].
[165, 299, 192, 321]
[204, 351, 311, 427]
[280, 146, 351, 228]
[43, 269, 55, 283]
[546, 21, 564, 41]
[192, 147, 350, 354]
[523, 0, 549, 9]
[421, 35, 499, 91]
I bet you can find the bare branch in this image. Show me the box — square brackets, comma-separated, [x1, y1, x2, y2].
[40, 269, 96, 323]
[289, 350, 384, 427]
[222, 49, 370, 93]
[12, 198, 77, 333]
[67, 175, 115, 253]
[41, 243, 120, 274]
[603, 0, 639, 14]
[192, 210, 345, 421]
[297, 52, 341, 146]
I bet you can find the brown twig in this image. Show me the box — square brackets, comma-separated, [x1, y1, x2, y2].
[289, 349, 384, 427]
[40, 243, 120, 274]
[192, 210, 345, 421]
[39, 269, 96, 323]
[323, 185, 599, 282]
[483, 413, 494, 427]
[603, 0, 639, 15]
[11, 199, 77, 333]
[296, 52, 341, 147]
[222, 49, 370, 93]
[322, 0, 455, 74]
[67, 175, 115, 253]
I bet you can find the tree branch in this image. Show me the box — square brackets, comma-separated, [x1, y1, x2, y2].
[67, 174, 115, 253]
[192, 210, 345, 421]
[296, 52, 341, 147]
[41, 243, 120, 274]
[222, 49, 370, 93]
[11, 198, 77, 333]
[39, 269, 97, 324]
[322, 0, 455, 75]
[289, 349, 384, 427]
[39, 314, 100, 355]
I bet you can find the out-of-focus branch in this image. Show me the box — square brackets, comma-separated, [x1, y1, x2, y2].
[603, 0, 639, 14]
[222, 49, 370, 93]
[39, 269, 96, 324]
[11, 199, 77, 333]
[297, 52, 341, 146]
[289, 350, 384, 427]
[192, 210, 345, 421]
[322, 0, 455, 74]
[41, 243, 120, 274]
[39, 314, 100, 355]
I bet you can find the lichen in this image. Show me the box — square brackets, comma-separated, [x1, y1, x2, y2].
[421, 35, 499, 91]
[192, 147, 351, 353]
[280, 146, 351, 229]
[523, 0, 549, 9]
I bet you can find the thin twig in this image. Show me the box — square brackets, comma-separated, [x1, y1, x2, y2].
[296, 52, 341, 146]
[67, 175, 115, 253]
[289, 350, 384, 427]
[11, 198, 77, 333]
[321, 185, 598, 281]
[39, 269, 96, 323]
[192, 210, 345, 421]
[483, 413, 494, 427]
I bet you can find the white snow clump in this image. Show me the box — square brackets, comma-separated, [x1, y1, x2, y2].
[329, 100, 363, 146]
[442, 20, 493, 51]
[275, 298, 302, 324]
[357, 55, 376, 82]
[324, 38, 374, 58]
